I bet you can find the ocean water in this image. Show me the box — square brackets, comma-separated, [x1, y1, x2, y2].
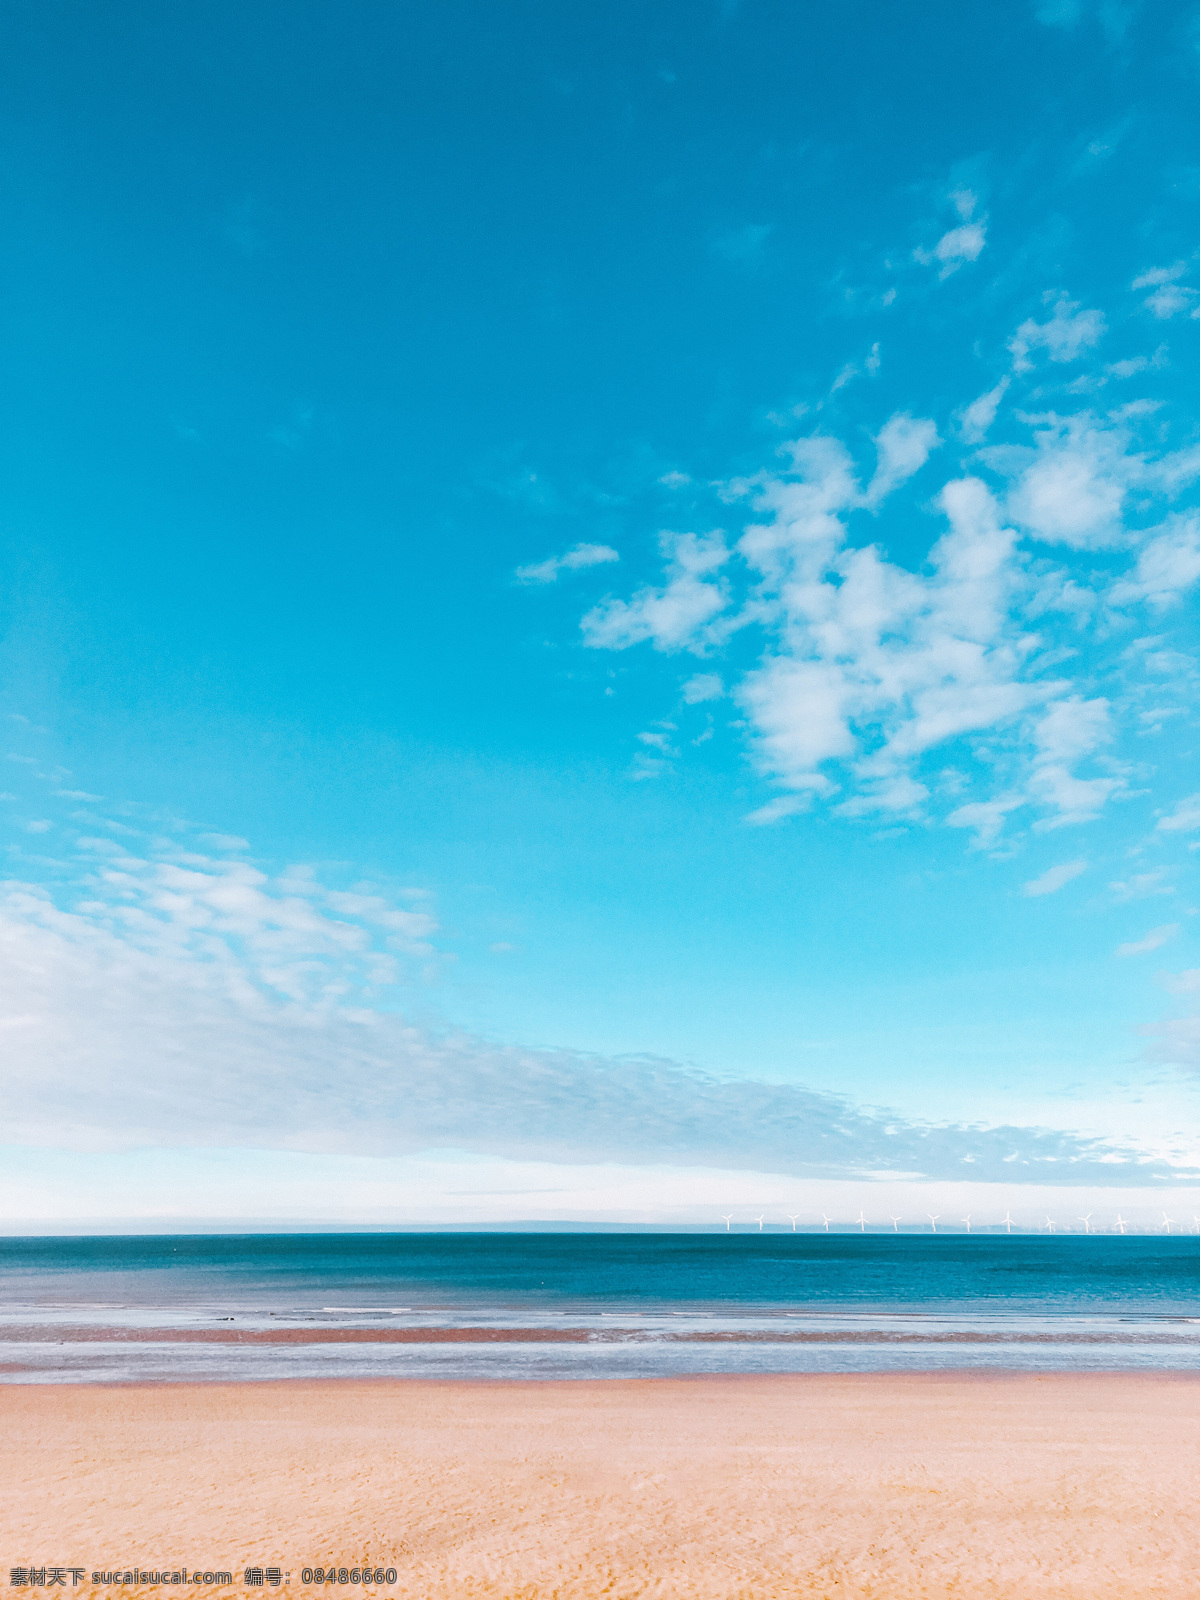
[1, 1232, 1197, 1382]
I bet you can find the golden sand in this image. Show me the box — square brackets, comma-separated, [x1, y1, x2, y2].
[3, 1373, 1197, 1599]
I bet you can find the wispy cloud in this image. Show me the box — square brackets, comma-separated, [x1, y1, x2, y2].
[914, 189, 987, 278]
[1132, 263, 1197, 320]
[915, 223, 987, 278]
[515, 542, 620, 585]
[1022, 859, 1087, 896]
[1115, 923, 1179, 957]
[1109, 514, 1200, 608]
[0, 815, 1176, 1183]
[1157, 794, 1200, 833]
[682, 673, 724, 704]
[958, 378, 1009, 444]
[1109, 870, 1171, 901]
[1008, 295, 1106, 371]
[947, 796, 1025, 848]
[582, 532, 728, 653]
[863, 413, 941, 507]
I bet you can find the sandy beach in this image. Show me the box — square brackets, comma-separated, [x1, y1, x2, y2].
[3, 1372, 1197, 1599]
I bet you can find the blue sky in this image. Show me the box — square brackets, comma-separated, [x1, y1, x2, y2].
[3, 0, 1200, 1228]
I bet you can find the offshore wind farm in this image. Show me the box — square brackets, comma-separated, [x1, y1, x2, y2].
[710, 1210, 1199, 1233]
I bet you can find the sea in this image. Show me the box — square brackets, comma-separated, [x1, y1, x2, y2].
[1, 1232, 1197, 1383]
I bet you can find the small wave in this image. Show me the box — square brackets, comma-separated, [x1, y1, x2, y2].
[320, 1306, 411, 1314]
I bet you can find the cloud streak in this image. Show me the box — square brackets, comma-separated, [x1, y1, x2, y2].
[0, 814, 1182, 1185]
[1022, 860, 1087, 897]
[516, 543, 620, 584]
[1115, 924, 1179, 957]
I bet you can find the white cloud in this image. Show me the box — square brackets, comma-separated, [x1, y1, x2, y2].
[933, 222, 986, 268]
[1156, 442, 1200, 496]
[325, 889, 437, 946]
[1107, 356, 1147, 379]
[1132, 264, 1196, 320]
[1109, 870, 1171, 901]
[1157, 794, 1200, 833]
[516, 543, 620, 584]
[560, 284, 1200, 845]
[1131, 265, 1185, 291]
[0, 822, 1155, 1184]
[1022, 859, 1088, 896]
[1115, 923, 1179, 957]
[863, 413, 941, 508]
[1008, 296, 1106, 371]
[837, 772, 929, 817]
[743, 793, 811, 826]
[731, 466, 1056, 823]
[582, 531, 728, 653]
[914, 195, 987, 279]
[1028, 696, 1121, 827]
[738, 658, 854, 787]
[958, 378, 1009, 444]
[1000, 416, 1136, 548]
[1109, 514, 1200, 609]
[1160, 969, 1200, 995]
[586, 425, 1131, 837]
[1145, 286, 1195, 320]
[1032, 694, 1111, 766]
[682, 673, 724, 704]
[946, 796, 1025, 847]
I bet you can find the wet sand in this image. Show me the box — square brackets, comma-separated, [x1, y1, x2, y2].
[3, 1372, 1197, 1599]
[7, 1322, 1186, 1344]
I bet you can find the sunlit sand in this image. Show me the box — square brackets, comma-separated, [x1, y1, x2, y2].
[5, 1372, 1197, 1599]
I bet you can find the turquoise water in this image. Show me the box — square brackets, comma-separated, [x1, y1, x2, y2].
[2, 1233, 1198, 1381]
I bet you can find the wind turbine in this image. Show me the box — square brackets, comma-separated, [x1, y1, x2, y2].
[1114, 1214, 1128, 1235]
[889, 1215, 902, 1233]
[1001, 1211, 1015, 1234]
[1044, 1216, 1056, 1234]
[856, 1210, 868, 1233]
[720, 1214, 733, 1232]
[961, 1215, 972, 1233]
[926, 1214, 940, 1233]
[1077, 1214, 1093, 1235]
[1161, 1212, 1176, 1235]
[820, 1211, 832, 1233]
[753, 1214, 765, 1232]
[786, 1214, 801, 1232]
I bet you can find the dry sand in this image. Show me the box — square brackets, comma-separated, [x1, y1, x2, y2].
[3, 1373, 1197, 1599]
